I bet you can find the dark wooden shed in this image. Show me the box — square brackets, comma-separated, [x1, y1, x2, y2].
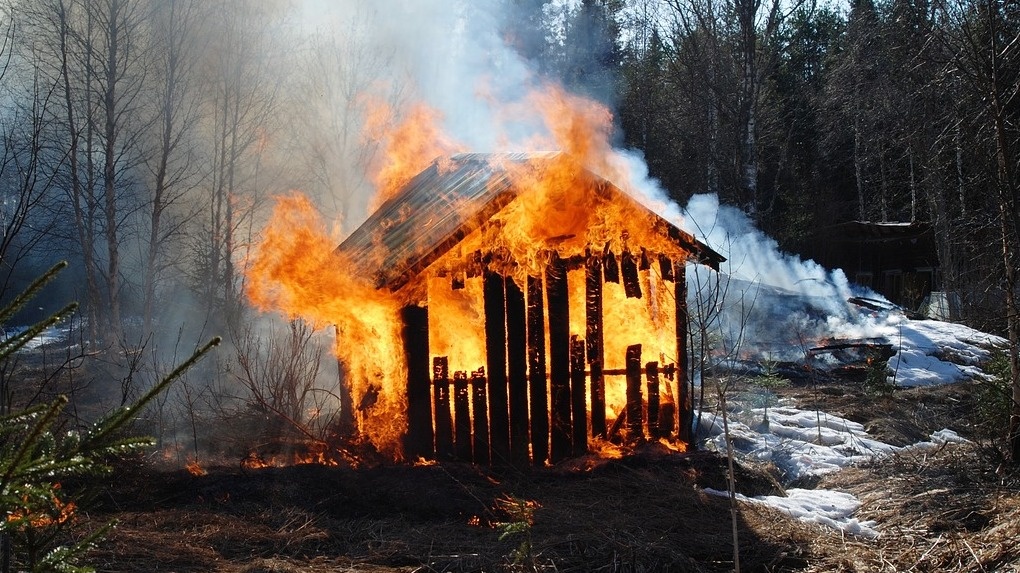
[336, 152, 723, 466]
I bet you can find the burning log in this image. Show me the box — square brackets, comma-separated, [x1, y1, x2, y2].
[621, 249, 642, 298]
[570, 335, 588, 456]
[646, 361, 660, 438]
[505, 276, 530, 468]
[603, 246, 620, 283]
[626, 344, 643, 439]
[527, 275, 549, 466]
[607, 405, 627, 442]
[660, 381, 677, 439]
[332, 326, 356, 436]
[659, 254, 674, 282]
[547, 252, 572, 462]
[471, 368, 489, 465]
[808, 340, 896, 356]
[358, 384, 380, 411]
[402, 304, 434, 459]
[483, 270, 511, 465]
[453, 371, 472, 461]
[807, 339, 897, 382]
[433, 357, 453, 460]
[586, 252, 606, 438]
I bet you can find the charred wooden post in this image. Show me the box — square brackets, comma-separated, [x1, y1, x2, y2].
[586, 253, 606, 438]
[333, 325, 356, 436]
[659, 254, 674, 282]
[660, 378, 677, 438]
[674, 260, 693, 445]
[527, 275, 549, 466]
[625, 344, 643, 439]
[433, 357, 453, 459]
[569, 336, 588, 456]
[621, 250, 642, 298]
[505, 276, 530, 468]
[547, 252, 572, 462]
[453, 371, 472, 461]
[484, 270, 511, 465]
[402, 304, 434, 459]
[471, 368, 490, 465]
[603, 248, 620, 283]
[646, 361, 660, 439]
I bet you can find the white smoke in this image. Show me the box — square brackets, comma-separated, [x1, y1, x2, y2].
[298, 0, 887, 361]
[609, 150, 888, 361]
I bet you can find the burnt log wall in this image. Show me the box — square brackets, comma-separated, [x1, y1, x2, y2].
[409, 250, 696, 464]
[547, 252, 572, 463]
[402, 304, 434, 459]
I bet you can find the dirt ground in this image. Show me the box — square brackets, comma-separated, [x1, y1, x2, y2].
[68, 379, 1020, 573]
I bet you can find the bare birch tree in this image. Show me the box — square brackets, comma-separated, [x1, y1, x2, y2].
[139, 0, 207, 335]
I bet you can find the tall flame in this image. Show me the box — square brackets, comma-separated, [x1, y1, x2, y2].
[362, 99, 463, 211]
[246, 81, 696, 459]
[245, 193, 406, 457]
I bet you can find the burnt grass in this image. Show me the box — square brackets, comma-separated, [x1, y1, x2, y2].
[69, 380, 1020, 572]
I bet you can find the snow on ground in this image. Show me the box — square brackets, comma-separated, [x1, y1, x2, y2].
[0, 324, 69, 351]
[704, 486, 881, 539]
[883, 315, 1006, 387]
[700, 309, 999, 535]
[697, 403, 973, 538]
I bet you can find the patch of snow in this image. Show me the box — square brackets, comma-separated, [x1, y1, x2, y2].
[1, 325, 70, 351]
[697, 399, 976, 539]
[887, 316, 1006, 387]
[698, 406, 898, 480]
[704, 487, 880, 539]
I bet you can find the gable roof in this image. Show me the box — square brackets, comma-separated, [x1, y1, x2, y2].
[337, 152, 723, 291]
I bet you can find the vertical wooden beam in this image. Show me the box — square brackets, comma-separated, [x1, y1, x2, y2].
[585, 253, 606, 438]
[484, 270, 510, 465]
[505, 276, 531, 467]
[659, 254, 675, 282]
[433, 357, 453, 459]
[333, 325, 356, 436]
[471, 368, 489, 465]
[625, 344, 643, 440]
[621, 250, 642, 298]
[603, 249, 620, 283]
[674, 260, 693, 445]
[660, 370, 677, 438]
[646, 361, 660, 439]
[453, 371, 472, 461]
[570, 336, 588, 456]
[546, 252, 572, 462]
[402, 304, 434, 459]
[527, 275, 549, 466]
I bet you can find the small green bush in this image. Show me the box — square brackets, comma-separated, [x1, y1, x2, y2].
[1, 262, 219, 572]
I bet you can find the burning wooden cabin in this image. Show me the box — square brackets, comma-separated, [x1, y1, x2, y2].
[336, 152, 723, 466]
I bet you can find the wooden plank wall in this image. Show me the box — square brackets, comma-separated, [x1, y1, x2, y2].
[416, 250, 693, 465]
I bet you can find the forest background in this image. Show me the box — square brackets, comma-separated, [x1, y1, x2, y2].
[0, 0, 1017, 456]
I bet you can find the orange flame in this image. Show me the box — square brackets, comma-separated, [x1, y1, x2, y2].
[245, 193, 407, 457]
[363, 99, 463, 211]
[6, 484, 76, 529]
[246, 81, 697, 460]
[185, 459, 207, 476]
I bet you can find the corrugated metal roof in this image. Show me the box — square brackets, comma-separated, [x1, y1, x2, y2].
[336, 152, 722, 290]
